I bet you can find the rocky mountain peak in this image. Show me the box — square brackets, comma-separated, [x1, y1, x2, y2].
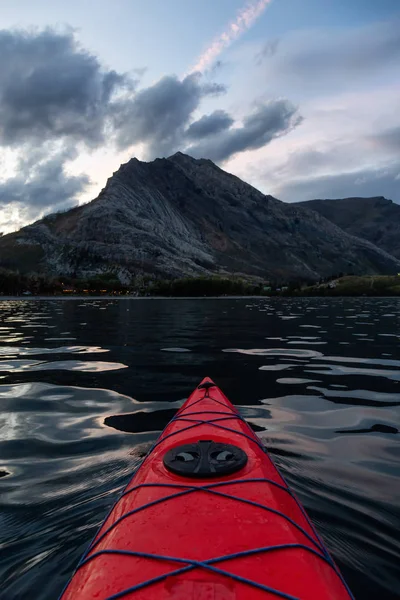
[1, 155, 399, 281]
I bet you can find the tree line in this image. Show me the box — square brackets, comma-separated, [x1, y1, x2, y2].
[0, 269, 270, 296]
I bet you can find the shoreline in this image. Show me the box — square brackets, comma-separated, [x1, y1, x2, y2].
[0, 295, 266, 301]
[0, 294, 398, 301]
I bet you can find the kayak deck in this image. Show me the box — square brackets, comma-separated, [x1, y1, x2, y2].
[61, 378, 353, 599]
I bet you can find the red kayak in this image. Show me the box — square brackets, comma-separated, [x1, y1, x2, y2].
[60, 378, 354, 599]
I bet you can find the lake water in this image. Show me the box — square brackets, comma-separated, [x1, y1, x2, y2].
[0, 297, 399, 600]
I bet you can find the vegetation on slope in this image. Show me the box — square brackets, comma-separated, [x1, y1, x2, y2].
[147, 276, 263, 296]
[296, 275, 400, 296]
[0, 268, 399, 297]
[0, 270, 264, 297]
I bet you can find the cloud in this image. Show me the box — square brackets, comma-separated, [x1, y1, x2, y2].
[224, 17, 400, 204]
[240, 123, 400, 204]
[0, 27, 129, 229]
[189, 0, 273, 74]
[132, 67, 147, 78]
[185, 110, 234, 140]
[113, 74, 226, 157]
[0, 25, 305, 230]
[0, 28, 133, 148]
[264, 141, 370, 184]
[208, 60, 228, 76]
[291, 20, 400, 77]
[0, 146, 89, 216]
[0, 29, 223, 223]
[274, 165, 400, 204]
[255, 19, 400, 93]
[187, 99, 302, 161]
[370, 126, 400, 153]
[255, 39, 279, 65]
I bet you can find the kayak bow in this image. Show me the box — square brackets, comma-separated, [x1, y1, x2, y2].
[60, 378, 354, 600]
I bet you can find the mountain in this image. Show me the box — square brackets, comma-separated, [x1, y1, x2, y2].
[1, 153, 400, 282]
[294, 197, 400, 259]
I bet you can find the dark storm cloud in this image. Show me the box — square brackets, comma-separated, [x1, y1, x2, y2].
[0, 28, 230, 225]
[0, 28, 230, 156]
[185, 110, 234, 140]
[0, 28, 132, 147]
[0, 147, 89, 212]
[0, 26, 305, 230]
[113, 74, 226, 157]
[0, 26, 301, 166]
[187, 99, 302, 162]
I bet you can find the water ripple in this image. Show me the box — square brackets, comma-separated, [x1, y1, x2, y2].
[307, 386, 400, 407]
[0, 297, 399, 600]
[224, 348, 324, 358]
[0, 346, 109, 356]
[306, 365, 400, 381]
[0, 360, 128, 373]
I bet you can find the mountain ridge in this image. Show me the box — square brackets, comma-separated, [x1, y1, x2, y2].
[293, 196, 400, 260]
[1, 153, 400, 282]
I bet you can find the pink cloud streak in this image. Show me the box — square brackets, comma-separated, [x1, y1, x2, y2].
[189, 0, 273, 74]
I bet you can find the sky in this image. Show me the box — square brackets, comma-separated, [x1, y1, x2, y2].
[0, 0, 399, 233]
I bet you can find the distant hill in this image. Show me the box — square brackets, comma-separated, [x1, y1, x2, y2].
[294, 197, 400, 259]
[1, 154, 400, 282]
[297, 275, 400, 297]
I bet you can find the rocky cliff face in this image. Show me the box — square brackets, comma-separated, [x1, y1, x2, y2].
[1, 153, 400, 281]
[294, 196, 400, 260]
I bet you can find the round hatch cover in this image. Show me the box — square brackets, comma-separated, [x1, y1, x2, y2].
[163, 440, 247, 478]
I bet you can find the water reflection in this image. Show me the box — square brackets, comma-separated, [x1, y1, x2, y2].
[0, 359, 128, 373]
[0, 297, 399, 599]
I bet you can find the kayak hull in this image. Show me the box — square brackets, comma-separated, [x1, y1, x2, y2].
[61, 378, 353, 600]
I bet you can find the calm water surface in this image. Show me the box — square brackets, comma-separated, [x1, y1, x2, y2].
[0, 297, 399, 599]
